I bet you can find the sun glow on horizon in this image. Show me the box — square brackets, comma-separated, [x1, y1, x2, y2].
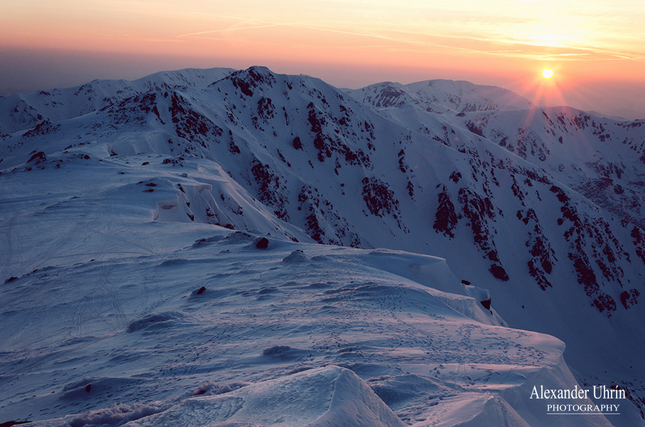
[1, 0, 644, 117]
[518, 65, 567, 111]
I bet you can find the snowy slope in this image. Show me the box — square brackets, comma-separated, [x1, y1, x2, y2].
[0, 156, 595, 426]
[0, 162, 628, 426]
[346, 79, 533, 114]
[1, 66, 645, 425]
[454, 106, 645, 229]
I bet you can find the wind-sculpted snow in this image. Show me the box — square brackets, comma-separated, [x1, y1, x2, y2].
[2, 65, 645, 425]
[118, 366, 408, 427]
[0, 211, 590, 426]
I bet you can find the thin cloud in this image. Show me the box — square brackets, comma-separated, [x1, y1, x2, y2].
[421, 0, 482, 6]
[178, 23, 290, 38]
[177, 11, 644, 63]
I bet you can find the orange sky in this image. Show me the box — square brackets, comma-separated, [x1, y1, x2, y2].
[2, 0, 645, 118]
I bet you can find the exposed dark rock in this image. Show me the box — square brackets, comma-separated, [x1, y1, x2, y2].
[361, 177, 403, 230]
[458, 188, 503, 276]
[569, 253, 599, 297]
[250, 160, 289, 221]
[406, 180, 415, 198]
[449, 171, 462, 183]
[298, 184, 361, 247]
[27, 151, 46, 163]
[228, 66, 277, 98]
[305, 102, 371, 167]
[0, 421, 31, 427]
[489, 264, 509, 281]
[465, 120, 484, 137]
[433, 188, 458, 238]
[397, 149, 408, 173]
[592, 293, 617, 315]
[170, 92, 223, 143]
[229, 139, 241, 154]
[620, 289, 640, 309]
[162, 158, 183, 166]
[255, 237, 269, 249]
[22, 120, 59, 138]
[511, 175, 525, 204]
[528, 258, 551, 290]
[518, 208, 556, 290]
[632, 227, 645, 265]
[257, 97, 275, 119]
[232, 77, 253, 97]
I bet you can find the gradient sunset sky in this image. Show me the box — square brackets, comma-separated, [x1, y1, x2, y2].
[1, 0, 644, 118]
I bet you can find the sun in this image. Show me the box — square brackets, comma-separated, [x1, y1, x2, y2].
[542, 68, 554, 79]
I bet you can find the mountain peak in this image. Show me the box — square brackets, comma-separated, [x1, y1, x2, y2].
[232, 65, 278, 83]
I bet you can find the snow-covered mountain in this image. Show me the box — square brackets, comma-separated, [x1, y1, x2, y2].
[345, 79, 534, 114]
[1, 66, 644, 426]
